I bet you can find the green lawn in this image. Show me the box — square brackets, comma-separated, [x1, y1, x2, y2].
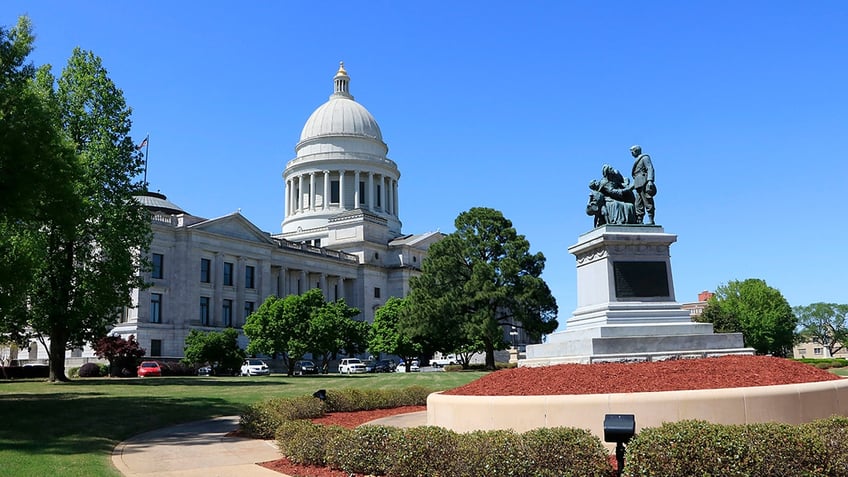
[830, 367, 848, 377]
[0, 371, 484, 477]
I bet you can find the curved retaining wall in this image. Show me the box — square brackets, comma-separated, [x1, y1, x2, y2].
[427, 379, 848, 447]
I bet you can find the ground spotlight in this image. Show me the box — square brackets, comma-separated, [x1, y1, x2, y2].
[604, 414, 635, 476]
[313, 389, 327, 401]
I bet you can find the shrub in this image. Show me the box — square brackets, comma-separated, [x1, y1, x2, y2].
[523, 427, 612, 477]
[326, 425, 400, 475]
[77, 362, 101, 378]
[624, 419, 844, 477]
[454, 429, 532, 477]
[68, 367, 80, 378]
[387, 426, 461, 477]
[443, 364, 464, 372]
[241, 395, 325, 438]
[276, 419, 348, 466]
[158, 361, 194, 376]
[324, 386, 433, 412]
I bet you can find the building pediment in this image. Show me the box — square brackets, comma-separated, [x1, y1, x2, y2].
[188, 212, 275, 244]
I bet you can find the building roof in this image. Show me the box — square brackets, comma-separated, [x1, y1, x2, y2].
[134, 191, 185, 215]
[298, 62, 384, 144]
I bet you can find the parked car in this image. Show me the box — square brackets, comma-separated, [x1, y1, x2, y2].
[196, 365, 213, 376]
[396, 360, 420, 373]
[293, 360, 318, 376]
[240, 359, 270, 376]
[431, 355, 458, 367]
[371, 359, 395, 373]
[338, 358, 367, 374]
[363, 360, 377, 373]
[137, 361, 162, 377]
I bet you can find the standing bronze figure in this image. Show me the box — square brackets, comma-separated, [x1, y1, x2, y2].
[629, 145, 656, 225]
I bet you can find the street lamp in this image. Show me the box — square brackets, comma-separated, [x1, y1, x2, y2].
[604, 414, 635, 477]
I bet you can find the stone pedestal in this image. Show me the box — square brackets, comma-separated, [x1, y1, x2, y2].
[523, 225, 752, 365]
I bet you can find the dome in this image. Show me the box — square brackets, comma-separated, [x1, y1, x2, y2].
[298, 62, 384, 144]
[135, 191, 185, 215]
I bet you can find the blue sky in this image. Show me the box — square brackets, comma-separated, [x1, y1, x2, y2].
[4, 2, 847, 329]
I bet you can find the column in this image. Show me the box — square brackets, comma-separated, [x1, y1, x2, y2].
[376, 173, 383, 210]
[299, 270, 307, 294]
[308, 172, 316, 211]
[213, 253, 223, 326]
[284, 179, 290, 218]
[368, 172, 374, 210]
[320, 273, 327, 300]
[393, 179, 399, 217]
[323, 171, 330, 210]
[354, 170, 361, 208]
[339, 170, 346, 210]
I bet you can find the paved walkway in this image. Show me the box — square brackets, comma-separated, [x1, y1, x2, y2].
[112, 412, 428, 476]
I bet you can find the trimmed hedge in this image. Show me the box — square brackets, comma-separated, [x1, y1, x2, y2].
[624, 418, 848, 477]
[795, 357, 848, 369]
[78, 362, 102, 377]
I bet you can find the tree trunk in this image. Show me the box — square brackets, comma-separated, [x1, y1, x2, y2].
[484, 339, 496, 370]
[48, 331, 69, 382]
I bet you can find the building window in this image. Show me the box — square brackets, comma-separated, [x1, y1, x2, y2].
[223, 262, 234, 286]
[374, 287, 381, 299]
[200, 296, 210, 326]
[376, 184, 382, 207]
[150, 293, 162, 323]
[223, 299, 233, 327]
[152, 253, 164, 279]
[814, 348, 823, 356]
[200, 258, 211, 283]
[359, 181, 366, 204]
[150, 339, 162, 357]
[330, 180, 340, 203]
[798, 348, 806, 356]
[244, 301, 255, 323]
[245, 265, 255, 289]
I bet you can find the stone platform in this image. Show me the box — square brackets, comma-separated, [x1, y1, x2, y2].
[523, 225, 752, 365]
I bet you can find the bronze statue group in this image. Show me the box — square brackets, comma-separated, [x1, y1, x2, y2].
[587, 145, 656, 227]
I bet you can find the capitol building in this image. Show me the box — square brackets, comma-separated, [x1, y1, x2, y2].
[16, 63, 442, 364]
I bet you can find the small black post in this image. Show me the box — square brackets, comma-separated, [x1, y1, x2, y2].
[615, 441, 626, 477]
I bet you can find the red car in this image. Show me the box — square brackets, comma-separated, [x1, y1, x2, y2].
[137, 361, 162, 377]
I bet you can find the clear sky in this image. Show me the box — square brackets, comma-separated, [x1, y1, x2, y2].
[4, 2, 847, 330]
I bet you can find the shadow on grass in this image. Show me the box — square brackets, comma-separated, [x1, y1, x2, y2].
[0, 392, 243, 457]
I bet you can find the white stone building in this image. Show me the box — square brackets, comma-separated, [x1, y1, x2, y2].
[14, 63, 442, 364]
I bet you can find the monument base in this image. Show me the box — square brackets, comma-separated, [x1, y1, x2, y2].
[522, 225, 753, 366]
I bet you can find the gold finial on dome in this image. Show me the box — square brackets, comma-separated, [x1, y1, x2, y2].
[336, 61, 348, 77]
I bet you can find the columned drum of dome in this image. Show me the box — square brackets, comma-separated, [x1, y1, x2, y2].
[281, 63, 402, 239]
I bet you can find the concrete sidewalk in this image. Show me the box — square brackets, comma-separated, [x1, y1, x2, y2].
[112, 412, 428, 476]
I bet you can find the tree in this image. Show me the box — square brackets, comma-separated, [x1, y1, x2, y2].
[11, 46, 151, 381]
[406, 207, 558, 369]
[182, 328, 245, 375]
[795, 303, 848, 357]
[369, 297, 422, 371]
[93, 334, 145, 377]
[695, 279, 797, 356]
[243, 290, 324, 376]
[0, 17, 77, 344]
[308, 298, 365, 373]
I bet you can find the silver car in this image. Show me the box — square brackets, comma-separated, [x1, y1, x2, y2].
[240, 359, 270, 376]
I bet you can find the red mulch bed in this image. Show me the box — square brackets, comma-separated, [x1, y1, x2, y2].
[258, 355, 842, 476]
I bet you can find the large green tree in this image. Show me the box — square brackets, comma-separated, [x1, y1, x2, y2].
[369, 297, 422, 371]
[9, 45, 151, 381]
[183, 328, 245, 375]
[308, 298, 365, 373]
[0, 17, 76, 342]
[406, 207, 558, 369]
[696, 279, 797, 356]
[795, 303, 848, 357]
[244, 290, 323, 375]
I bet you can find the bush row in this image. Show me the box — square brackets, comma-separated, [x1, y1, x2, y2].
[795, 357, 848, 369]
[624, 417, 848, 476]
[240, 386, 433, 438]
[0, 365, 50, 379]
[276, 421, 613, 477]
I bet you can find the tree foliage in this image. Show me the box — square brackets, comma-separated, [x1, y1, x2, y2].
[182, 328, 245, 375]
[93, 334, 145, 377]
[244, 289, 367, 375]
[696, 279, 797, 356]
[406, 207, 558, 369]
[1, 19, 151, 381]
[795, 303, 848, 357]
[369, 297, 422, 369]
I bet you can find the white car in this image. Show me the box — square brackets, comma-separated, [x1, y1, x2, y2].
[396, 360, 420, 372]
[240, 359, 270, 376]
[338, 358, 367, 374]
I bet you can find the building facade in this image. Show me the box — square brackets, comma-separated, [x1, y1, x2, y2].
[15, 63, 441, 364]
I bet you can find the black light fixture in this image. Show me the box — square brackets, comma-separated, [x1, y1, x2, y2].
[604, 414, 636, 477]
[312, 389, 327, 401]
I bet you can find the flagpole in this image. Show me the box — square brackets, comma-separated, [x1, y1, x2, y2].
[142, 133, 150, 188]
